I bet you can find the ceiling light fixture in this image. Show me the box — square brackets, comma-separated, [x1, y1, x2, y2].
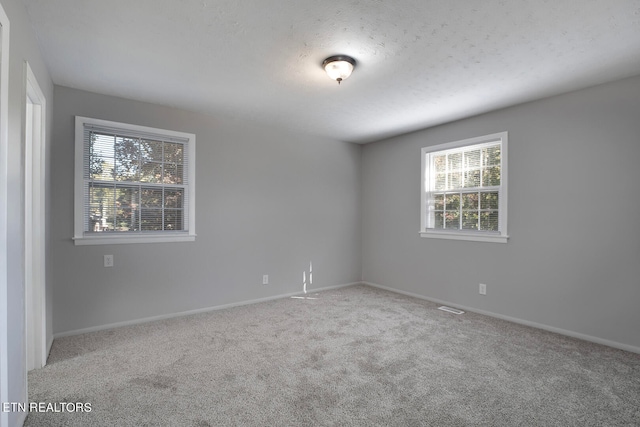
[322, 55, 356, 84]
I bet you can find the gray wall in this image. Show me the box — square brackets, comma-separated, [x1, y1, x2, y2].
[0, 0, 54, 425]
[51, 86, 362, 335]
[362, 75, 640, 351]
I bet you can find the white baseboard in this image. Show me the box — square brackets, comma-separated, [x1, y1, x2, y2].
[53, 282, 360, 339]
[362, 281, 640, 355]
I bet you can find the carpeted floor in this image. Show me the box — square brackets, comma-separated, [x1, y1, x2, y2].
[26, 284, 640, 426]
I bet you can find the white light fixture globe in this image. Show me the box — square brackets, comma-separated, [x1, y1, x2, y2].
[323, 55, 356, 84]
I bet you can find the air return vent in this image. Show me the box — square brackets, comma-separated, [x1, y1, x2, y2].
[438, 306, 465, 315]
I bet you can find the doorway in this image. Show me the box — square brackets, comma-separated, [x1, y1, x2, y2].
[24, 62, 47, 371]
[0, 5, 11, 426]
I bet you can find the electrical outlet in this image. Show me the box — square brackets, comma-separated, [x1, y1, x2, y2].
[262, 275, 269, 285]
[479, 283, 487, 295]
[104, 254, 114, 267]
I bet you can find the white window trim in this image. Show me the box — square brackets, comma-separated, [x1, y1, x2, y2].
[420, 131, 508, 243]
[73, 116, 196, 245]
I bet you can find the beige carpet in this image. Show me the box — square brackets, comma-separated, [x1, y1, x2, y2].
[27, 284, 640, 426]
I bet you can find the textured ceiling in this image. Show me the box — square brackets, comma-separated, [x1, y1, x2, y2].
[22, 0, 640, 143]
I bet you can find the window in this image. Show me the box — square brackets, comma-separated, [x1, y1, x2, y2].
[421, 132, 508, 243]
[74, 116, 196, 245]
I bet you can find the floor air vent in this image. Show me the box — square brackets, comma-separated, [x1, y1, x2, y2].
[438, 306, 465, 315]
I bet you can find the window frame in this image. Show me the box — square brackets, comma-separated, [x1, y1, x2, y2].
[420, 131, 508, 243]
[73, 116, 196, 245]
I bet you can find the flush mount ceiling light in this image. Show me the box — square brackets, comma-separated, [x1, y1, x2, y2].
[322, 55, 356, 84]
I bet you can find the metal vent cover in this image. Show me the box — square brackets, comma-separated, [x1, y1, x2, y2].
[438, 306, 465, 315]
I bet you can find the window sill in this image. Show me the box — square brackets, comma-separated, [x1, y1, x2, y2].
[419, 230, 508, 243]
[73, 233, 196, 246]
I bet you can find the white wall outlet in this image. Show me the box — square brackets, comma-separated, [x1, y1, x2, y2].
[262, 275, 269, 285]
[479, 283, 487, 295]
[104, 254, 114, 267]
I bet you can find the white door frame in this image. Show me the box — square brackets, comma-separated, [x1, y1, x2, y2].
[24, 61, 47, 371]
[0, 4, 11, 427]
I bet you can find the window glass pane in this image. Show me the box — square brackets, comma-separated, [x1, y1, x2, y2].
[114, 136, 140, 182]
[434, 155, 446, 173]
[90, 133, 115, 181]
[445, 194, 460, 210]
[447, 171, 462, 189]
[164, 188, 183, 208]
[89, 184, 115, 232]
[114, 186, 139, 232]
[434, 212, 444, 229]
[480, 191, 499, 210]
[482, 166, 501, 186]
[140, 139, 163, 162]
[140, 209, 163, 231]
[116, 208, 138, 231]
[115, 186, 138, 208]
[163, 163, 183, 185]
[464, 149, 481, 169]
[164, 142, 183, 164]
[448, 152, 462, 171]
[445, 211, 459, 229]
[462, 193, 478, 209]
[164, 209, 183, 231]
[445, 193, 461, 230]
[140, 162, 162, 183]
[433, 193, 444, 210]
[141, 188, 163, 208]
[480, 211, 499, 231]
[102, 214, 116, 232]
[464, 169, 480, 188]
[89, 153, 112, 181]
[462, 211, 479, 230]
[484, 145, 501, 166]
[435, 173, 446, 191]
[177, 164, 184, 183]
